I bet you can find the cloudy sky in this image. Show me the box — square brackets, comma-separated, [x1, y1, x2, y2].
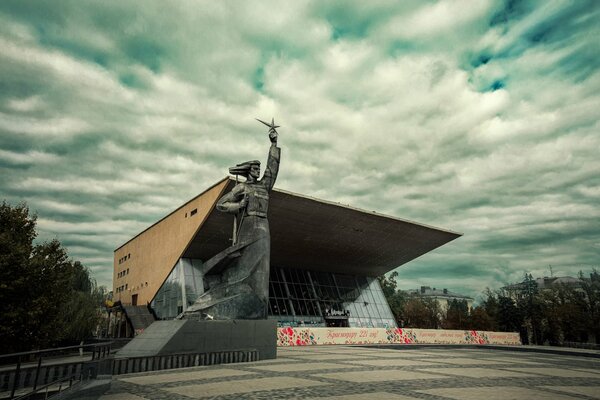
[1, 0, 599, 300]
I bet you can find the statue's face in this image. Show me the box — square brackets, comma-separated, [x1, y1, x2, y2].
[249, 164, 260, 179]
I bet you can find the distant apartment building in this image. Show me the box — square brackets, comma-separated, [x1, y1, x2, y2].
[502, 275, 586, 301]
[406, 286, 473, 312]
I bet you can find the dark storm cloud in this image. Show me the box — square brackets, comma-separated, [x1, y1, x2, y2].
[0, 0, 598, 297]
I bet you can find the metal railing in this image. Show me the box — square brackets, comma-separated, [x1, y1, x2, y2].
[112, 349, 259, 375]
[1, 343, 261, 399]
[0, 342, 112, 400]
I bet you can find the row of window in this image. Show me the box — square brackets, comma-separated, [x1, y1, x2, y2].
[116, 283, 128, 293]
[117, 268, 130, 278]
[118, 253, 131, 264]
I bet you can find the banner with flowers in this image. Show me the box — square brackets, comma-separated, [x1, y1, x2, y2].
[277, 327, 520, 346]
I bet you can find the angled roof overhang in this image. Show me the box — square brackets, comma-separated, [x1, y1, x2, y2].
[182, 179, 461, 277]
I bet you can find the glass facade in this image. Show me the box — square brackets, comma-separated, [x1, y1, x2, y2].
[151, 258, 204, 319]
[269, 266, 397, 328]
[151, 260, 397, 329]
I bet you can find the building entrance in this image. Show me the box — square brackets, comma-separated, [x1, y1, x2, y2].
[325, 317, 349, 327]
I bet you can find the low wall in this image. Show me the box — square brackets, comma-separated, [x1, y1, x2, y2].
[277, 327, 521, 346]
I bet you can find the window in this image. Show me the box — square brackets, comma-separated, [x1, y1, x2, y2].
[190, 208, 198, 216]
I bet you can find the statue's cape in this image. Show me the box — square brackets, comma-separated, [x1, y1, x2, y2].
[199, 236, 261, 276]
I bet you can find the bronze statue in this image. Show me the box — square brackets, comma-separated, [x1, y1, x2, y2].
[186, 119, 281, 319]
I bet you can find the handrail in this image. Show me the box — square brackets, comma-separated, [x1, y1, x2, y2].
[14, 374, 78, 400]
[1, 342, 112, 399]
[0, 341, 113, 360]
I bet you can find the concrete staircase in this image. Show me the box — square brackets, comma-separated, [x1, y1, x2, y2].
[121, 306, 156, 335]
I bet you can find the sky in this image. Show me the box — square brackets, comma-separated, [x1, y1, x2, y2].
[1, 0, 599, 300]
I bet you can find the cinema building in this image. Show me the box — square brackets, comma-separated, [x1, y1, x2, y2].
[112, 178, 460, 331]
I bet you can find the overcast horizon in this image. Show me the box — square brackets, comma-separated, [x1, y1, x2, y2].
[1, 0, 599, 301]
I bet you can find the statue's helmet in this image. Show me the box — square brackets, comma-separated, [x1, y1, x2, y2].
[229, 160, 260, 177]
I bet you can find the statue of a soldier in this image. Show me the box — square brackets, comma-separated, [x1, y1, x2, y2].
[186, 119, 281, 319]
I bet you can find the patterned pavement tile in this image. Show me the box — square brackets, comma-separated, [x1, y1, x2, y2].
[317, 369, 452, 383]
[504, 367, 600, 378]
[118, 368, 255, 385]
[102, 347, 600, 399]
[541, 386, 600, 399]
[165, 376, 327, 398]
[428, 357, 518, 366]
[283, 353, 372, 361]
[469, 356, 543, 365]
[418, 386, 580, 400]
[340, 358, 439, 367]
[98, 394, 149, 400]
[304, 392, 419, 400]
[352, 351, 441, 358]
[247, 362, 359, 372]
[415, 367, 535, 378]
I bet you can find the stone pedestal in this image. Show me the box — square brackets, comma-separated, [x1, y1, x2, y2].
[116, 319, 276, 360]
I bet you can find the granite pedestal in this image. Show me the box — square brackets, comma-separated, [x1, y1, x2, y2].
[116, 319, 276, 360]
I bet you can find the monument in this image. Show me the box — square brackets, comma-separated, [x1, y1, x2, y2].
[185, 118, 280, 320]
[117, 119, 280, 360]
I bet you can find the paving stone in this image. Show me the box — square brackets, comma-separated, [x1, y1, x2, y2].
[342, 358, 439, 367]
[352, 351, 439, 358]
[317, 369, 452, 383]
[248, 362, 359, 372]
[415, 367, 535, 378]
[118, 368, 254, 385]
[284, 353, 372, 361]
[304, 392, 418, 400]
[505, 367, 600, 378]
[418, 386, 579, 400]
[429, 357, 517, 365]
[103, 346, 600, 399]
[542, 386, 600, 399]
[472, 356, 542, 365]
[98, 394, 149, 400]
[166, 376, 327, 398]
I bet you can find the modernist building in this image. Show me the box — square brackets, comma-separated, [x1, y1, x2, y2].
[113, 177, 461, 328]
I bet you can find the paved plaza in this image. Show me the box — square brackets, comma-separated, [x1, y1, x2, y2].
[100, 346, 600, 400]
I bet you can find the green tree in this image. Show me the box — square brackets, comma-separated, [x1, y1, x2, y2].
[403, 295, 441, 329]
[497, 295, 523, 332]
[479, 288, 500, 331]
[443, 299, 469, 330]
[377, 272, 407, 325]
[518, 273, 543, 344]
[0, 201, 102, 354]
[469, 306, 495, 331]
[578, 270, 600, 343]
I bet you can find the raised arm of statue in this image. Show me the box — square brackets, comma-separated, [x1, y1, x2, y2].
[216, 184, 246, 214]
[261, 143, 280, 191]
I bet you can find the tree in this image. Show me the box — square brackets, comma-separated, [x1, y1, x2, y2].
[497, 295, 522, 332]
[378, 271, 398, 298]
[518, 273, 543, 344]
[479, 288, 500, 331]
[377, 272, 407, 325]
[403, 295, 441, 329]
[578, 269, 600, 343]
[443, 299, 469, 330]
[469, 306, 494, 331]
[0, 201, 102, 354]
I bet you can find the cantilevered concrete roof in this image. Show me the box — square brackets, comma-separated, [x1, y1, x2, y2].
[182, 179, 461, 277]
